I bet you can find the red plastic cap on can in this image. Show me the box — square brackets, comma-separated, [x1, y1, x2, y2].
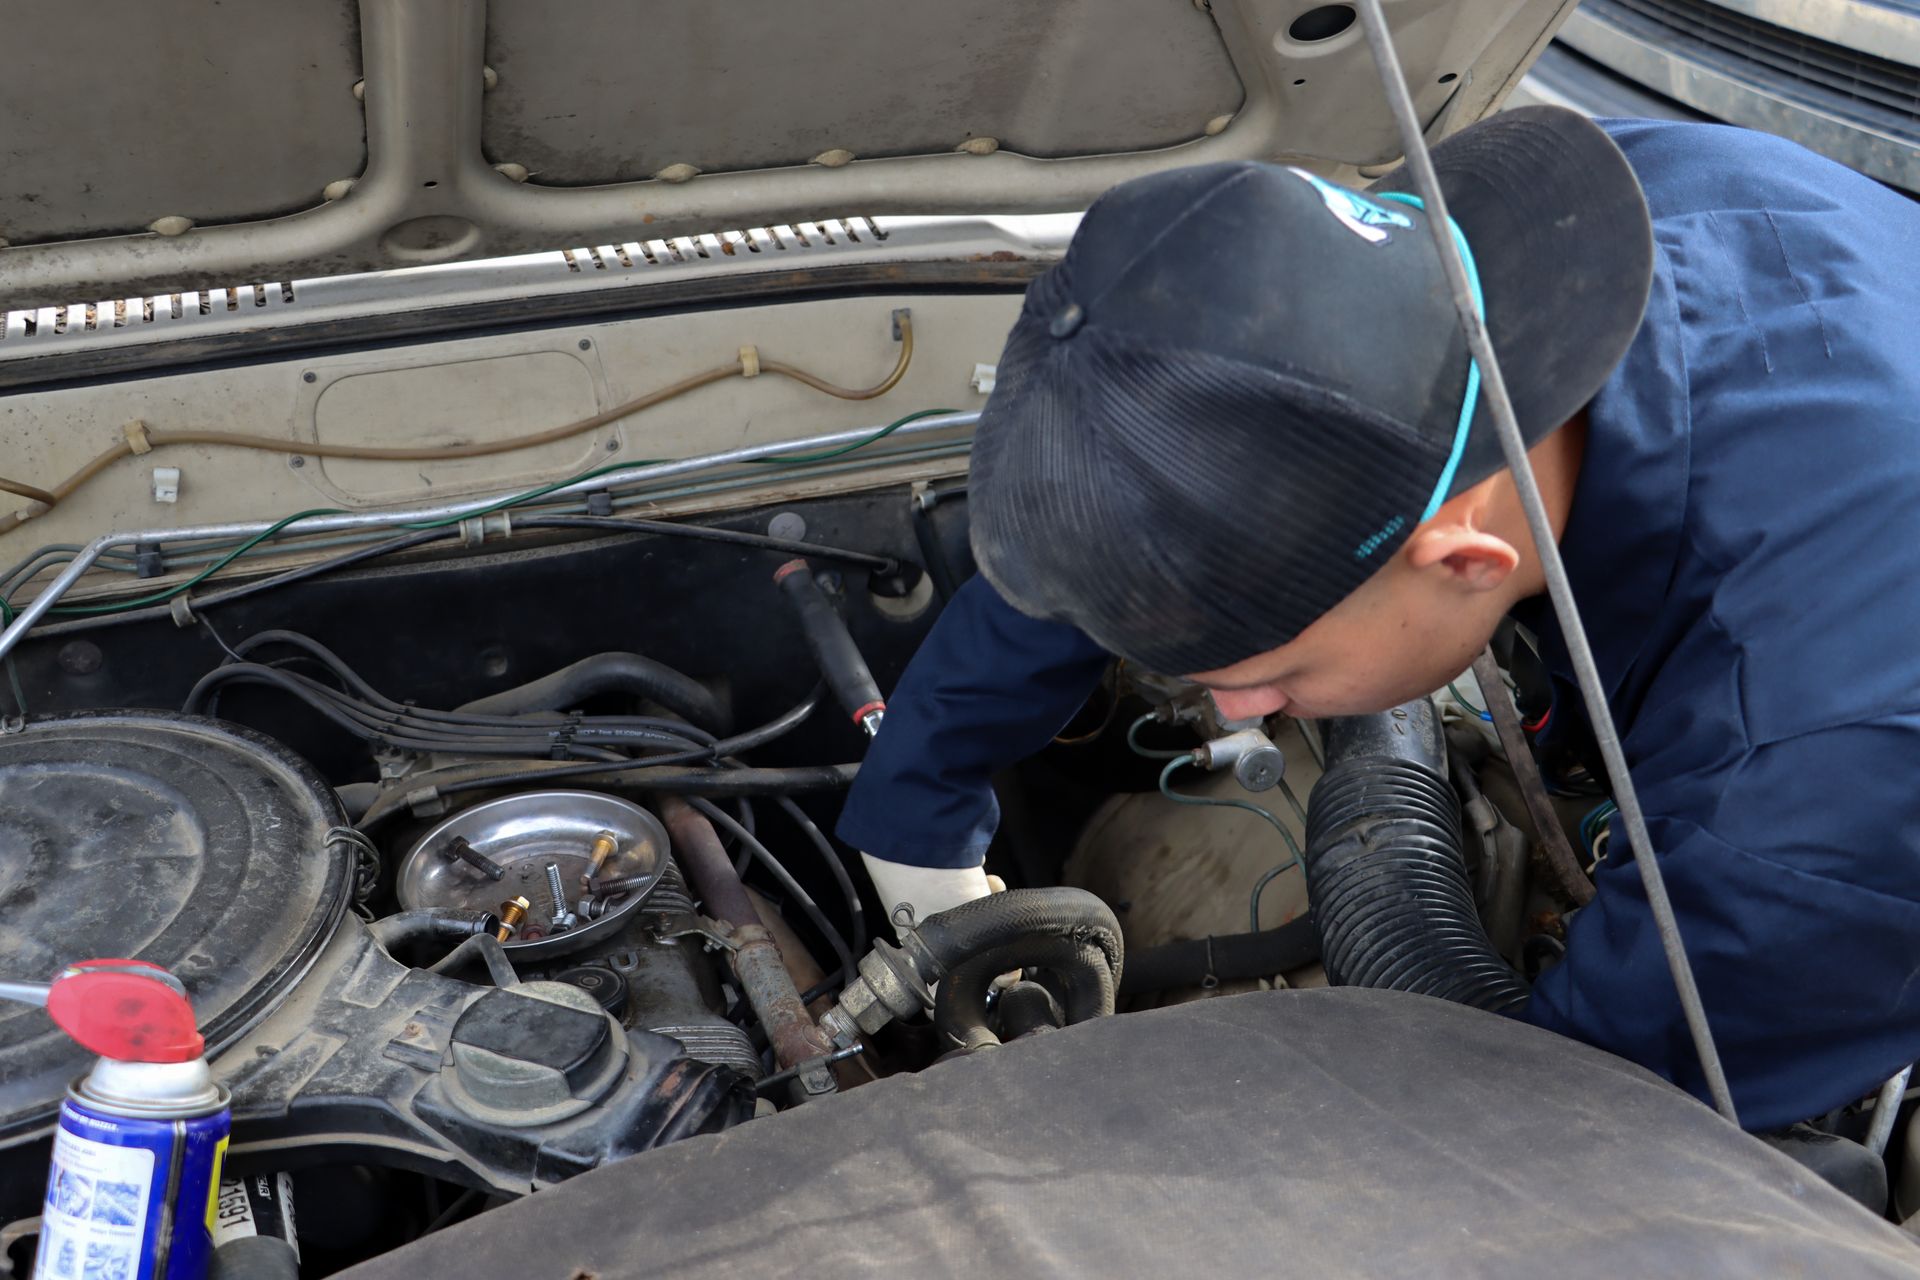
[45, 959, 203, 1063]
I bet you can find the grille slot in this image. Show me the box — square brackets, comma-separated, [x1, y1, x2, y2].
[1582, 0, 1920, 132]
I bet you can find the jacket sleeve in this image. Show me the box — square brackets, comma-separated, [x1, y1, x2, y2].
[1521, 715, 1920, 1130]
[835, 574, 1110, 868]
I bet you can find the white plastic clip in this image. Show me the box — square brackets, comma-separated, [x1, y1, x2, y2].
[151, 467, 181, 504]
[970, 363, 998, 395]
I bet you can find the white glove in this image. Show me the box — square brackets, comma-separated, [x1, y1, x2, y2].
[860, 853, 995, 939]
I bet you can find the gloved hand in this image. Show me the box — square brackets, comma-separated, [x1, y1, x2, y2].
[860, 853, 999, 939]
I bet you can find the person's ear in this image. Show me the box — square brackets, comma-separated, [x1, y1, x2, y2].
[1402, 522, 1520, 592]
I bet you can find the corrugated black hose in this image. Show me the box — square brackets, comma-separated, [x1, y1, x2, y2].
[1305, 698, 1530, 1013]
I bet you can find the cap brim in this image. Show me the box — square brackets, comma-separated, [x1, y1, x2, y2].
[1370, 107, 1654, 500]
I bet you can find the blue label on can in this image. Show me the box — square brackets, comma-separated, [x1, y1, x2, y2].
[36, 1098, 230, 1280]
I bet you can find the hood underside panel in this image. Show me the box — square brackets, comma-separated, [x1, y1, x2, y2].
[0, 0, 1572, 309]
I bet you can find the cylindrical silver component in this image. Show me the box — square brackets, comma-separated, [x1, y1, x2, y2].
[1195, 729, 1286, 793]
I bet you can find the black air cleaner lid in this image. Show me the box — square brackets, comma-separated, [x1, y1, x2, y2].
[0, 712, 349, 1140]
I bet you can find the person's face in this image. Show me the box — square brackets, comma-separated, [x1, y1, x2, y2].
[1185, 482, 1527, 720]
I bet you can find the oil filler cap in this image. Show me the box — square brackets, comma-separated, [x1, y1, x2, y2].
[444, 982, 626, 1127]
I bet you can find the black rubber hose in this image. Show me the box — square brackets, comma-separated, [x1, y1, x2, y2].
[932, 935, 1116, 1045]
[994, 981, 1064, 1040]
[455, 652, 730, 735]
[437, 762, 859, 801]
[774, 561, 885, 731]
[912, 887, 1124, 984]
[1305, 699, 1530, 1013]
[365, 908, 499, 958]
[1118, 914, 1321, 998]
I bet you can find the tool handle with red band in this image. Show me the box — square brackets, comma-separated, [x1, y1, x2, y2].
[775, 559, 886, 735]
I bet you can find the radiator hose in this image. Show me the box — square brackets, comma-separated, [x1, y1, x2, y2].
[820, 887, 1124, 1052]
[1305, 699, 1529, 1013]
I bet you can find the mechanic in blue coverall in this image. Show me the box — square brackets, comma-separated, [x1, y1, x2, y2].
[836, 107, 1920, 1133]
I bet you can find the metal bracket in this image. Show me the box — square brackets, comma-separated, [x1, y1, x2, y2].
[649, 912, 740, 952]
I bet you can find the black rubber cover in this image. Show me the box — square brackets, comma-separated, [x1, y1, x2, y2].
[1306, 700, 1530, 1012]
[336, 990, 1920, 1279]
[0, 712, 350, 1140]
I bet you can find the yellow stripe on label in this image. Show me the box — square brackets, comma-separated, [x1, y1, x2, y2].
[205, 1136, 229, 1234]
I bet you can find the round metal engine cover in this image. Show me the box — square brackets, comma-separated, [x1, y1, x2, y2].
[0, 712, 350, 1141]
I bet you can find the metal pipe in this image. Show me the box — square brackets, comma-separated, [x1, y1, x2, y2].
[657, 796, 833, 1076]
[1866, 1064, 1913, 1157]
[1352, 0, 1738, 1123]
[1470, 650, 1593, 906]
[0, 410, 980, 663]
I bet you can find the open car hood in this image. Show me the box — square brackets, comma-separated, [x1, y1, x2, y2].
[0, 0, 1574, 310]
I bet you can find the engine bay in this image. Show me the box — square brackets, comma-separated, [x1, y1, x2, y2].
[0, 463, 1594, 1275]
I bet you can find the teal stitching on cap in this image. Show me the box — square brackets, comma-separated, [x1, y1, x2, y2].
[1376, 191, 1484, 525]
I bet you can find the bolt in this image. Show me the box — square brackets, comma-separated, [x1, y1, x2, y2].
[495, 896, 530, 942]
[288, 456, 305, 470]
[767, 511, 808, 542]
[585, 830, 619, 878]
[441, 836, 505, 880]
[584, 870, 652, 896]
[578, 338, 592, 351]
[545, 862, 577, 931]
[302, 371, 317, 383]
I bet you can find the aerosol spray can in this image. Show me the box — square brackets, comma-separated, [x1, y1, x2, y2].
[0, 960, 229, 1280]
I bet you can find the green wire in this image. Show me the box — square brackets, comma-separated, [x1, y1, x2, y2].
[742, 408, 960, 465]
[2, 407, 959, 624]
[1158, 754, 1308, 933]
[1447, 680, 1487, 717]
[0, 598, 26, 715]
[1275, 774, 1309, 828]
[1126, 712, 1191, 760]
[42, 509, 352, 616]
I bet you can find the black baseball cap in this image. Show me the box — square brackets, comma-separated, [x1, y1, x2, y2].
[968, 106, 1654, 675]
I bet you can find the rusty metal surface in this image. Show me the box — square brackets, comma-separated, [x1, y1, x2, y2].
[659, 797, 831, 1070]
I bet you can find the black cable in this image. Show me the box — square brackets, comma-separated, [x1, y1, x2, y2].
[226, 630, 719, 740]
[685, 795, 856, 986]
[25, 529, 465, 640]
[771, 794, 867, 961]
[513, 515, 898, 574]
[184, 663, 639, 759]
[798, 976, 841, 1005]
[427, 685, 826, 796]
[26, 513, 900, 642]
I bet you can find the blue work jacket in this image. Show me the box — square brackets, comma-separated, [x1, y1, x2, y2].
[838, 119, 1920, 1129]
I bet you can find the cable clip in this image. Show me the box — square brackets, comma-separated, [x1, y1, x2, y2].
[168, 594, 197, 628]
[738, 345, 761, 378]
[123, 420, 153, 455]
[549, 711, 583, 760]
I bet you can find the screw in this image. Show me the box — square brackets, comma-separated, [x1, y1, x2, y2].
[578, 338, 592, 351]
[288, 456, 305, 469]
[585, 869, 652, 896]
[441, 835, 505, 880]
[496, 896, 530, 942]
[302, 371, 317, 383]
[585, 830, 619, 878]
[545, 862, 577, 930]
